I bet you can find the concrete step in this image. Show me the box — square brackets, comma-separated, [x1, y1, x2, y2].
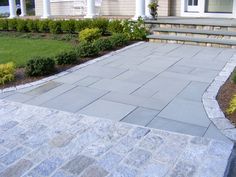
[147, 34, 236, 48]
[153, 28, 236, 40]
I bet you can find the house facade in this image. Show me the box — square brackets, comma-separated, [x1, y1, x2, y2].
[7, 0, 236, 19]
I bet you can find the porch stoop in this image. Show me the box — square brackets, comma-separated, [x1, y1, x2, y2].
[146, 20, 236, 48]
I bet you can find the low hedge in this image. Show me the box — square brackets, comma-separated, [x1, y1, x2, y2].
[26, 56, 55, 76]
[76, 42, 100, 58]
[55, 50, 78, 65]
[109, 33, 129, 47]
[93, 38, 113, 51]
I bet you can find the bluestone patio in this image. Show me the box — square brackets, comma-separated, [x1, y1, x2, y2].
[2, 42, 235, 143]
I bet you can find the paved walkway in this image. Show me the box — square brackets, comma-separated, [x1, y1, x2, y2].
[0, 99, 233, 177]
[1, 43, 236, 142]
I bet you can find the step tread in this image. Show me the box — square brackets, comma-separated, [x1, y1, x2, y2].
[153, 28, 236, 36]
[147, 34, 236, 45]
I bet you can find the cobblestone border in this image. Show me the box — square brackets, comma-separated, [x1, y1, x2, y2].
[0, 42, 145, 94]
[203, 54, 236, 141]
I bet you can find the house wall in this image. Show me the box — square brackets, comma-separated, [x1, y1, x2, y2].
[35, 0, 174, 17]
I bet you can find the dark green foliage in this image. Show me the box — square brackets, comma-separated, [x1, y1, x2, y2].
[55, 50, 78, 65]
[16, 19, 28, 32]
[48, 20, 62, 34]
[0, 19, 8, 31]
[27, 19, 39, 32]
[26, 56, 55, 76]
[75, 19, 91, 33]
[108, 20, 124, 34]
[91, 18, 109, 35]
[61, 20, 76, 34]
[76, 42, 100, 58]
[109, 33, 129, 47]
[8, 19, 17, 31]
[38, 20, 50, 33]
[232, 72, 236, 84]
[93, 38, 113, 51]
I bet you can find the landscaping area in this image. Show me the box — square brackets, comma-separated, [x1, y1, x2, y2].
[218, 70, 236, 125]
[0, 18, 147, 88]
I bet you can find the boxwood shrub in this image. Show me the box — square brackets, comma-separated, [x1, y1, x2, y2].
[16, 19, 28, 32]
[75, 19, 91, 33]
[8, 19, 17, 31]
[48, 20, 62, 34]
[0, 19, 8, 31]
[38, 19, 50, 33]
[27, 19, 39, 32]
[61, 20, 75, 34]
[109, 33, 129, 47]
[76, 41, 100, 58]
[108, 20, 124, 34]
[93, 38, 113, 51]
[90, 18, 109, 35]
[55, 50, 78, 65]
[26, 56, 55, 76]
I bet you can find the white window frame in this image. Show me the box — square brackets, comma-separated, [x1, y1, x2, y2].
[181, 0, 236, 18]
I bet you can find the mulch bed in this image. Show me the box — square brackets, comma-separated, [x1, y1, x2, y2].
[217, 74, 236, 126]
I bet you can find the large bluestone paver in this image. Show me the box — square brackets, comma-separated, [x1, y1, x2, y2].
[0, 99, 233, 177]
[2, 42, 236, 142]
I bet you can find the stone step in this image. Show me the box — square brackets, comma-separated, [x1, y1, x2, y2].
[153, 28, 236, 40]
[147, 34, 236, 48]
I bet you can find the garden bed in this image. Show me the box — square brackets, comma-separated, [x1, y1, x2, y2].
[217, 72, 236, 126]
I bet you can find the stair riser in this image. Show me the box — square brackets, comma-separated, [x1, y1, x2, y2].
[153, 31, 236, 40]
[149, 38, 236, 49]
[153, 24, 236, 32]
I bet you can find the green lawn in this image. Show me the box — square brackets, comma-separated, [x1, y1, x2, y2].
[0, 36, 73, 67]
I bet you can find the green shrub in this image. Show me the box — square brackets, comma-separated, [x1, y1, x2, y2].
[232, 71, 236, 84]
[49, 20, 62, 34]
[91, 18, 109, 35]
[75, 19, 91, 33]
[79, 28, 101, 42]
[123, 18, 147, 40]
[55, 50, 78, 65]
[27, 19, 39, 32]
[108, 20, 124, 34]
[26, 56, 55, 76]
[109, 33, 129, 47]
[8, 19, 17, 31]
[93, 38, 113, 51]
[0, 62, 15, 85]
[38, 20, 50, 33]
[16, 19, 28, 32]
[76, 42, 100, 58]
[0, 19, 8, 31]
[61, 20, 76, 34]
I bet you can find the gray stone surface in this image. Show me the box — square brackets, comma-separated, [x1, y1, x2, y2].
[0, 99, 233, 177]
[1, 43, 236, 141]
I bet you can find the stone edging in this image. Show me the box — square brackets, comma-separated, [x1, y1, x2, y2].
[202, 54, 236, 141]
[0, 42, 145, 94]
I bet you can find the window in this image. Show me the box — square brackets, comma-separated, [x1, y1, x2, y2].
[188, 0, 198, 6]
[205, 0, 233, 13]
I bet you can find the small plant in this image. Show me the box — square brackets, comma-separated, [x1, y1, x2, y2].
[148, 0, 159, 19]
[109, 33, 129, 47]
[232, 71, 236, 84]
[0, 19, 8, 31]
[93, 38, 113, 51]
[16, 19, 28, 32]
[61, 20, 76, 34]
[226, 95, 236, 115]
[8, 19, 17, 31]
[38, 20, 50, 33]
[79, 28, 101, 42]
[108, 20, 124, 34]
[27, 19, 39, 32]
[55, 50, 78, 65]
[75, 19, 91, 33]
[49, 20, 62, 34]
[26, 56, 55, 76]
[91, 18, 109, 35]
[0, 62, 15, 85]
[76, 42, 100, 58]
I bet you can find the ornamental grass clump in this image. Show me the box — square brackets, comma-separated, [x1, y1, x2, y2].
[0, 62, 15, 85]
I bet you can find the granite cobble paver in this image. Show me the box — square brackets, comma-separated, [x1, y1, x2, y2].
[0, 99, 234, 177]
